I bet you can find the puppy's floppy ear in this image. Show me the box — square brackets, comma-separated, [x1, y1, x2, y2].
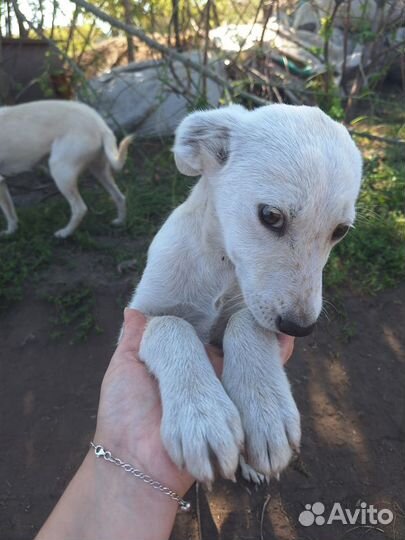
[173, 105, 247, 176]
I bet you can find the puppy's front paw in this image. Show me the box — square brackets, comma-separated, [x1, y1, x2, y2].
[161, 389, 244, 484]
[241, 386, 301, 478]
[223, 309, 301, 479]
[239, 455, 268, 484]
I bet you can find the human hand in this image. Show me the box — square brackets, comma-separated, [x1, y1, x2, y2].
[94, 309, 194, 498]
[94, 309, 295, 498]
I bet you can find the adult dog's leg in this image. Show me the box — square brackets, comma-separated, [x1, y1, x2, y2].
[0, 176, 18, 236]
[90, 159, 126, 225]
[49, 157, 87, 239]
[222, 308, 301, 480]
[139, 315, 243, 483]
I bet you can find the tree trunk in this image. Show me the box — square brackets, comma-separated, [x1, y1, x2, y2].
[171, 0, 181, 50]
[0, 15, 10, 102]
[122, 0, 135, 63]
[11, 0, 28, 37]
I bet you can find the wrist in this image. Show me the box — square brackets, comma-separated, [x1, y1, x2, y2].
[36, 449, 181, 540]
[93, 430, 194, 498]
[82, 449, 181, 539]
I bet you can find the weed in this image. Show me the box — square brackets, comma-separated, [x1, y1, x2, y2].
[0, 204, 57, 309]
[305, 77, 345, 120]
[123, 143, 191, 237]
[45, 284, 100, 343]
[325, 130, 405, 293]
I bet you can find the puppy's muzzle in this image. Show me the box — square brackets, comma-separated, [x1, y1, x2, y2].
[276, 316, 316, 337]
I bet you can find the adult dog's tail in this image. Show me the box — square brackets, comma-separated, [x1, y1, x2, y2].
[102, 130, 133, 171]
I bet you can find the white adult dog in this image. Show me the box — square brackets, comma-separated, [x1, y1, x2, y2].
[0, 100, 132, 238]
[129, 104, 362, 484]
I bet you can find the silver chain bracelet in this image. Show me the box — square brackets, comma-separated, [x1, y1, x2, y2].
[90, 442, 191, 512]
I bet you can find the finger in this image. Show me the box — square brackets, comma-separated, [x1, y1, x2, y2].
[115, 308, 147, 357]
[278, 335, 295, 365]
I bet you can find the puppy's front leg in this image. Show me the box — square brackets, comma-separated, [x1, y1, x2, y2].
[222, 309, 301, 479]
[140, 316, 243, 484]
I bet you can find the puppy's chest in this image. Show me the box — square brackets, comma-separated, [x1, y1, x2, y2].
[200, 263, 242, 340]
[177, 289, 241, 345]
[209, 285, 246, 346]
[170, 274, 242, 344]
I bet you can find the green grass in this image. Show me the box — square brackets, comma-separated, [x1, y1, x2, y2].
[0, 203, 58, 307]
[325, 135, 405, 293]
[124, 143, 191, 237]
[45, 284, 100, 343]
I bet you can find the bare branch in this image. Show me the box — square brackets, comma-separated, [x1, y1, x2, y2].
[349, 129, 405, 146]
[202, 0, 211, 99]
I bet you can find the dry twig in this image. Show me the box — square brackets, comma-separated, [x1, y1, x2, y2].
[260, 494, 271, 540]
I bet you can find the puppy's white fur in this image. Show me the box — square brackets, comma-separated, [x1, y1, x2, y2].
[129, 104, 362, 483]
[0, 100, 132, 238]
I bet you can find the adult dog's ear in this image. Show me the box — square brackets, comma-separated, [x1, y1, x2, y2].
[173, 105, 246, 176]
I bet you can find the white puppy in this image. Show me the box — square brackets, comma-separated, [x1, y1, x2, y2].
[0, 100, 132, 238]
[129, 104, 362, 484]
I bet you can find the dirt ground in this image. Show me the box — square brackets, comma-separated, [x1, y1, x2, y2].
[1, 179, 404, 540]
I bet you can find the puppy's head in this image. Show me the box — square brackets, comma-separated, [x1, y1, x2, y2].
[174, 104, 362, 336]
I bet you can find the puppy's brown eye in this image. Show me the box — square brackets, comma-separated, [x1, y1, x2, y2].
[258, 204, 285, 233]
[332, 224, 350, 241]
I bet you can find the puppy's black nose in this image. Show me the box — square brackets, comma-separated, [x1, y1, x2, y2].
[277, 317, 316, 337]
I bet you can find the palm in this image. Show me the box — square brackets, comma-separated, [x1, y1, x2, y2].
[94, 310, 193, 495]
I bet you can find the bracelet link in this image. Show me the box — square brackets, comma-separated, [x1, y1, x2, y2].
[90, 441, 190, 512]
[179, 500, 192, 512]
[94, 444, 105, 457]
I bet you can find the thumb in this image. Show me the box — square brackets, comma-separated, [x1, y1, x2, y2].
[278, 334, 295, 365]
[115, 308, 147, 357]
